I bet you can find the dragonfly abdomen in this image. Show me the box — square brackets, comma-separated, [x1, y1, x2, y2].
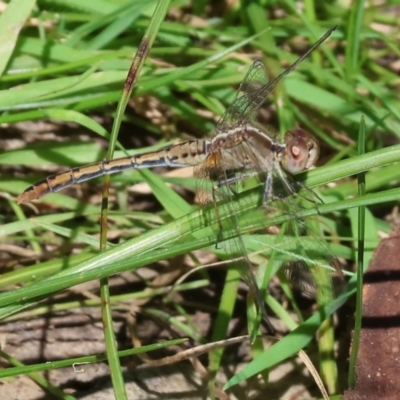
[17, 139, 210, 203]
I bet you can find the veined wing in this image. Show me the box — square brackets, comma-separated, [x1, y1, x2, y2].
[215, 25, 337, 135]
[193, 122, 343, 326]
[280, 201, 346, 304]
[243, 190, 346, 308]
[216, 61, 269, 133]
[238, 25, 337, 124]
[193, 137, 278, 331]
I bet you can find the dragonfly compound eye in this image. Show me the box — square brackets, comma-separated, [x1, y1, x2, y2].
[283, 128, 320, 174]
[283, 128, 310, 174]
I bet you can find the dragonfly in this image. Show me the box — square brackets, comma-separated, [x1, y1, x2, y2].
[18, 26, 342, 329]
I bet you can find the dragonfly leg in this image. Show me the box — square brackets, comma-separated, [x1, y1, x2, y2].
[295, 181, 324, 211]
[275, 163, 324, 211]
[211, 185, 225, 249]
[262, 160, 276, 203]
[263, 161, 305, 203]
[215, 171, 259, 189]
[263, 173, 272, 203]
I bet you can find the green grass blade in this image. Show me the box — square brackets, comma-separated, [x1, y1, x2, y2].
[348, 115, 367, 388]
[345, 0, 365, 83]
[0, 0, 36, 76]
[97, 2, 172, 398]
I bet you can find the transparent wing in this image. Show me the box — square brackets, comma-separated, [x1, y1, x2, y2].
[193, 140, 344, 330]
[238, 25, 337, 123]
[245, 193, 346, 306]
[193, 148, 275, 331]
[216, 61, 268, 133]
[216, 25, 337, 133]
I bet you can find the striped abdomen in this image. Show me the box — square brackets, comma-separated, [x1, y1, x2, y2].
[17, 139, 210, 203]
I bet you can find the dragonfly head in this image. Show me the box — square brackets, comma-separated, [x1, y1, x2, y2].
[282, 128, 320, 174]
